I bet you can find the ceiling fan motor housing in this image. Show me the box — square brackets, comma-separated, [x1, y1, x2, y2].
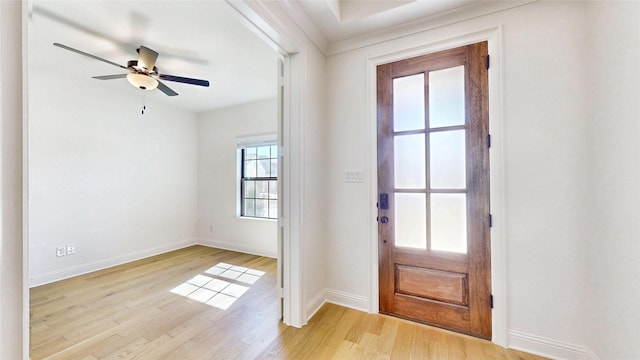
[127, 60, 158, 75]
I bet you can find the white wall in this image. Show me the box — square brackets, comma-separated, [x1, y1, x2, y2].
[0, 1, 25, 358]
[197, 99, 278, 257]
[586, 2, 640, 359]
[28, 71, 198, 286]
[299, 45, 328, 317]
[325, 1, 593, 357]
[499, 3, 590, 354]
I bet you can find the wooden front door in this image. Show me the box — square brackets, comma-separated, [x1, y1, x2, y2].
[377, 41, 491, 339]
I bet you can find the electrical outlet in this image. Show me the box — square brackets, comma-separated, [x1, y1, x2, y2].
[56, 247, 66, 257]
[66, 245, 76, 255]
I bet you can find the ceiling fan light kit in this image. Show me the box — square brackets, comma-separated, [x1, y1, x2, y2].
[127, 73, 158, 90]
[53, 42, 209, 97]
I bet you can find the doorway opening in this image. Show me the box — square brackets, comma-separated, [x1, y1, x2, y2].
[24, 2, 289, 354]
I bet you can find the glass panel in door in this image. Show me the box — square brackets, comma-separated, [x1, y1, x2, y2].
[394, 193, 427, 249]
[393, 73, 425, 132]
[430, 193, 467, 253]
[394, 134, 426, 189]
[429, 65, 465, 128]
[429, 130, 466, 189]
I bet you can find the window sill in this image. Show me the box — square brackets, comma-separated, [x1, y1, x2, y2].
[236, 216, 277, 222]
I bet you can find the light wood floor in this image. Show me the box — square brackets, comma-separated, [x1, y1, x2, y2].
[31, 245, 547, 359]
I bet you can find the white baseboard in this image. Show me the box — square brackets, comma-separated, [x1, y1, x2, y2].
[306, 290, 326, 320]
[325, 288, 369, 312]
[508, 330, 599, 360]
[305, 288, 369, 322]
[29, 239, 197, 287]
[197, 238, 277, 259]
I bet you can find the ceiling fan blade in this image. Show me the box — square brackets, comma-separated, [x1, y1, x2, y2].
[53, 43, 128, 70]
[156, 80, 178, 96]
[92, 74, 128, 80]
[159, 74, 209, 87]
[138, 45, 158, 71]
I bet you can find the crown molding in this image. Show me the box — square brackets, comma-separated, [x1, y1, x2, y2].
[326, 1, 536, 56]
[274, 0, 329, 55]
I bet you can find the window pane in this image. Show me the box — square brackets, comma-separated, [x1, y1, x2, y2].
[394, 134, 426, 189]
[244, 160, 256, 178]
[394, 193, 426, 249]
[245, 147, 257, 160]
[244, 199, 255, 217]
[430, 130, 466, 189]
[431, 193, 467, 253]
[270, 159, 278, 177]
[255, 181, 268, 199]
[393, 74, 425, 132]
[268, 181, 277, 200]
[270, 145, 278, 158]
[244, 181, 255, 198]
[257, 146, 270, 159]
[255, 200, 268, 218]
[429, 65, 465, 128]
[257, 159, 270, 177]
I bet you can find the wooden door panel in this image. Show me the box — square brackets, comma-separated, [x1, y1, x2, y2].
[395, 251, 468, 273]
[396, 265, 468, 306]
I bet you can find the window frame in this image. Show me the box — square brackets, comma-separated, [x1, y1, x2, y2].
[239, 143, 278, 220]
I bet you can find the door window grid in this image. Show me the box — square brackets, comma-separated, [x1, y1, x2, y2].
[392, 67, 468, 253]
[241, 145, 277, 219]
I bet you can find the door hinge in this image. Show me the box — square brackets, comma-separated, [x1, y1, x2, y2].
[490, 294, 494, 309]
[489, 214, 493, 228]
[485, 54, 490, 70]
[487, 134, 491, 148]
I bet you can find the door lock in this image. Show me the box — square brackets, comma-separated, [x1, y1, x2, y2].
[379, 194, 389, 209]
[380, 216, 389, 224]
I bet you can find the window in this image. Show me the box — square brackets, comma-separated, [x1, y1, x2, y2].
[240, 144, 277, 219]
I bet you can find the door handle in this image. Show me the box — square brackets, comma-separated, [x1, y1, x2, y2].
[380, 216, 389, 224]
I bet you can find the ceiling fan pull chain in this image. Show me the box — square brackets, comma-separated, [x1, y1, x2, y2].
[141, 94, 146, 115]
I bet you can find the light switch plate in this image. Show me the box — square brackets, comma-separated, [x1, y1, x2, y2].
[344, 169, 365, 183]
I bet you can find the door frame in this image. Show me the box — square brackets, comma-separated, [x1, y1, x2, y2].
[366, 26, 507, 346]
[225, 0, 307, 328]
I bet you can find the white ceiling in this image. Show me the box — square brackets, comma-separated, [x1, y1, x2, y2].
[29, 0, 508, 114]
[30, 1, 280, 114]
[296, 0, 479, 44]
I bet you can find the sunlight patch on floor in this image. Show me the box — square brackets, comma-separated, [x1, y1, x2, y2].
[170, 262, 265, 310]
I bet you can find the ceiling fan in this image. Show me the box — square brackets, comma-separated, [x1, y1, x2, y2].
[53, 42, 210, 96]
